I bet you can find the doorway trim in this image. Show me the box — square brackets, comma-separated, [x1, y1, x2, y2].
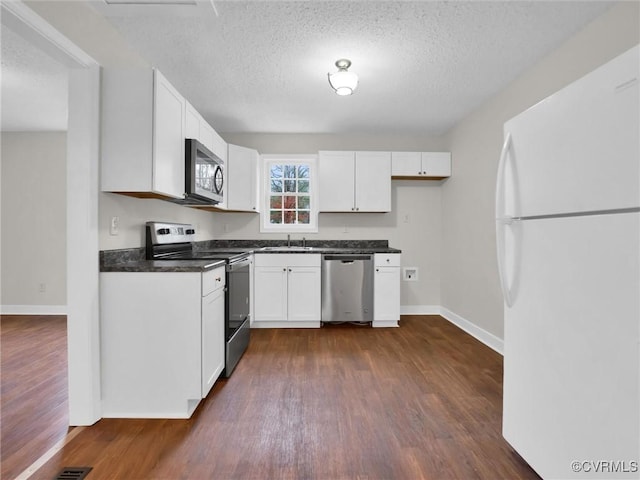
[1, 1, 102, 425]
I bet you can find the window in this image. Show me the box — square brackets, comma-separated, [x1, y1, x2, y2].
[261, 155, 318, 233]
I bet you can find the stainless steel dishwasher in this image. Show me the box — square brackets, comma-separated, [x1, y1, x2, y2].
[321, 254, 374, 324]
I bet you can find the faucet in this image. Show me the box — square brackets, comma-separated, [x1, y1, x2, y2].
[287, 234, 291, 247]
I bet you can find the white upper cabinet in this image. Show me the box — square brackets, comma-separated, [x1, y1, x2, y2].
[391, 151, 451, 179]
[102, 69, 186, 199]
[185, 102, 200, 140]
[319, 150, 391, 212]
[185, 101, 227, 162]
[225, 144, 259, 212]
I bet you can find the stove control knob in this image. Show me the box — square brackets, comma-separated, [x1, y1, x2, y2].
[186, 229, 195, 235]
[157, 228, 170, 235]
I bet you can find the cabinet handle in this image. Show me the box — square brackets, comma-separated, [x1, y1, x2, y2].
[215, 277, 222, 282]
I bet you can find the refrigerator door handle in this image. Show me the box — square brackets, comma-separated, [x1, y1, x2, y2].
[496, 133, 515, 307]
[495, 132, 512, 221]
[496, 219, 514, 307]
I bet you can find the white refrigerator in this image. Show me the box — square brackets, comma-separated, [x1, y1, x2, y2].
[496, 44, 640, 479]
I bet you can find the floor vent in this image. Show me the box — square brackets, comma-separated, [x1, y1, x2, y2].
[53, 467, 93, 480]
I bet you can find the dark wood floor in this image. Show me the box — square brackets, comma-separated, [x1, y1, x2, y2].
[1, 315, 71, 480]
[1, 315, 539, 480]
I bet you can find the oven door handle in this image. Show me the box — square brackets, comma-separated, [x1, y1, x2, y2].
[227, 258, 251, 271]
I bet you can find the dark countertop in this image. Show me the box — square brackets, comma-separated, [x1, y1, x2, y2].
[101, 258, 226, 273]
[100, 240, 401, 273]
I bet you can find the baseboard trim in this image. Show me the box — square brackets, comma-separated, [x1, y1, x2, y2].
[0, 305, 67, 315]
[439, 307, 504, 355]
[400, 305, 441, 315]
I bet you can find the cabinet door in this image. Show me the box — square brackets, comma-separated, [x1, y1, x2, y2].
[319, 151, 355, 211]
[355, 151, 391, 212]
[153, 71, 185, 198]
[391, 152, 422, 176]
[185, 102, 200, 140]
[202, 287, 225, 397]
[227, 144, 258, 212]
[374, 267, 400, 321]
[199, 120, 216, 154]
[254, 266, 288, 321]
[287, 267, 321, 322]
[421, 152, 451, 178]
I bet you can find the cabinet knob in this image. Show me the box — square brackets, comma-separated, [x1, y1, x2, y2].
[215, 277, 222, 282]
[386, 258, 390, 263]
[288, 268, 292, 272]
[283, 268, 287, 272]
[376, 268, 379, 272]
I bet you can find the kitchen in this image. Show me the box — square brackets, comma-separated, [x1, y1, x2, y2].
[1, 1, 638, 479]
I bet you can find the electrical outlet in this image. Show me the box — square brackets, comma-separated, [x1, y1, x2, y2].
[403, 214, 410, 223]
[109, 216, 119, 236]
[403, 267, 419, 282]
[38, 283, 46, 293]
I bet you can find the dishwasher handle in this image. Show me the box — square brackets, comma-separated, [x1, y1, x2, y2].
[323, 254, 372, 262]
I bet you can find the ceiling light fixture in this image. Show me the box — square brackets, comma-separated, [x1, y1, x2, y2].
[328, 59, 358, 96]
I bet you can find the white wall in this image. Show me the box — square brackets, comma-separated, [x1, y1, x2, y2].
[99, 193, 219, 250]
[440, 2, 640, 339]
[1, 132, 67, 311]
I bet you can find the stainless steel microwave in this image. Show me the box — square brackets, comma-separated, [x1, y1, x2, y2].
[184, 138, 224, 205]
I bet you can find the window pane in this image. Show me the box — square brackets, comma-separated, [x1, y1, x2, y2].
[284, 165, 296, 178]
[284, 180, 296, 192]
[283, 211, 296, 224]
[297, 165, 309, 179]
[298, 211, 310, 224]
[270, 164, 283, 179]
[270, 196, 282, 209]
[298, 196, 310, 209]
[283, 196, 296, 209]
[270, 211, 282, 224]
[298, 180, 309, 193]
[271, 179, 283, 193]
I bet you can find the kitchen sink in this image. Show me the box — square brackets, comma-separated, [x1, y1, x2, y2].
[259, 246, 315, 252]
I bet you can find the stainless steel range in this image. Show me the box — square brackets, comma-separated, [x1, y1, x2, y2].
[146, 222, 250, 377]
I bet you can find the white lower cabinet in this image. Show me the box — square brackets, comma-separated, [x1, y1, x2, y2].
[201, 268, 226, 397]
[253, 254, 321, 327]
[100, 267, 226, 418]
[373, 254, 401, 327]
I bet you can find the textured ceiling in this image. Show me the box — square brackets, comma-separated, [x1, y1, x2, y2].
[97, 1, 613, 135]
[1, 25, 68, 131]
[1, 1, 615, 134]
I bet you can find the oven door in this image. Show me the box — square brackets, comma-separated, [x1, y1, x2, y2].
[225, 256, 251, 377]
[226, 257, 250, 340]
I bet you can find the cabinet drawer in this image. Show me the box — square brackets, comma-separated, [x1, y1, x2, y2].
[202, 266, 226, 296]
[254, 253, 321, 268]
[374, 253, 401, 267]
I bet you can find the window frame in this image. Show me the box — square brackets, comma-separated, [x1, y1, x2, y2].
[260, 154, 319, 233]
